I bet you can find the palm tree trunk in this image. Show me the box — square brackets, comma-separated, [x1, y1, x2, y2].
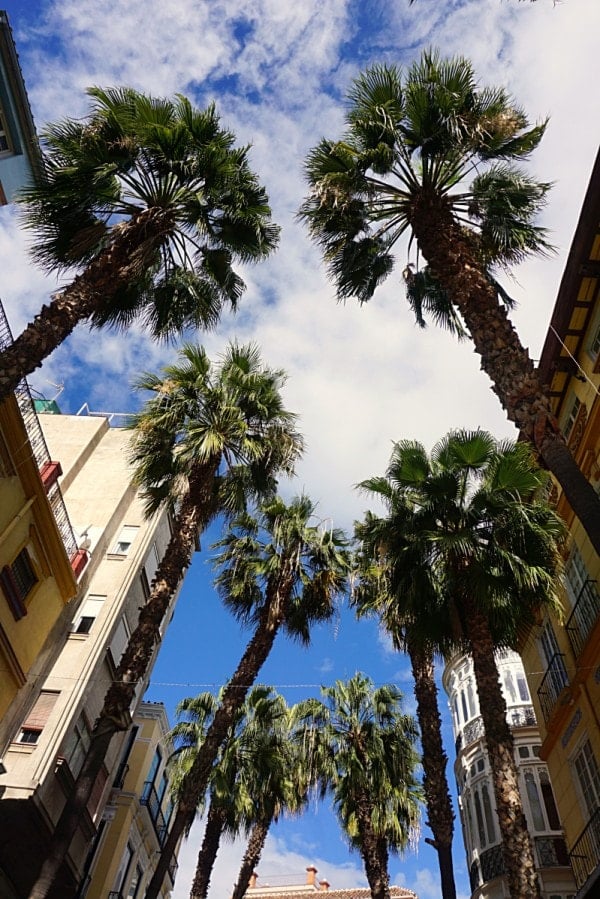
[231, 817, 271, 899]
[146, 571, 293, 899]
[0, 206, 174, 402]
[355, 798, 391, 899]
[189, 802, 227, 899]
[408, 641, 456, 899]
[409, 194, 600, 555]
[461, 593, 541, 899]
[29, 468, 214, 899]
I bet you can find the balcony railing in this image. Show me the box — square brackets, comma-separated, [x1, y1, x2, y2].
[534, 835, 569, 867]
[0, 298, 78, 562]
[566, 580, 600, 659]
[141, 780, 168, 848]
[537, 653, 569, 722]
[509, 704, 537, 728]
[569, 806, 600, 889]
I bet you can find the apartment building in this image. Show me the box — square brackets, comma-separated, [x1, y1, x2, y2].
[519, 147, 600, 897]
[444, 650, 576, 899]
[0, 404, 179, 898]
[0, 10, 39, 204]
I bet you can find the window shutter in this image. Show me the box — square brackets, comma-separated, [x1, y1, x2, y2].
[23, 691, 59, 729]
[72, 595, 106, 631]
[87, 764, 108, 818]
[143, 543, 159, 587]
[109, 618, 129, 668]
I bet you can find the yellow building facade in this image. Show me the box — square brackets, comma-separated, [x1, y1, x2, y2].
[84, 703, 178, 899]
[521, 147, 600, 898]
[0, 384, 78, 745]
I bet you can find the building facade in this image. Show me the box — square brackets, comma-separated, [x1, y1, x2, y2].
[0, 10, 39, 204]
[443, 650, 576, 899]
[519, 147, 600, 897]
[0, 405, 179, 898]
[82, 702, 178, 899]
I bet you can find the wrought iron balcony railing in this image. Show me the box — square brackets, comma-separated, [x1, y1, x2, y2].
[537, 653, 569, 722]
[566, 580, 600, 660]
[534, 835, 569, 867]
[0, 298, 78, 562]
[569, 806, 600, 889]
[141, 780, 168, 848]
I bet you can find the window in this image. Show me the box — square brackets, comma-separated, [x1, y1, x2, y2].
[147, 747, 162, 788]
[71, 595, 106, 635]
[573, 739, 600, 818]
[111, 526, 139, 556]
[126, 864, 143, 899]
[516, 673, 530, 703]
[15, 691, 59, 745]
[589, 321, 600, 360]
[108, 617, 130, 669]
[1, 548, 38, 620]
[113, 842, 134, 896]
[0, 108, 10, 154]
[62, 715, 91, 778]
[563, 395, 581, 441]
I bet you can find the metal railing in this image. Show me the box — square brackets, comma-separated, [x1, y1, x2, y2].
[534, 835, 569, 867]
[537, 653, 569, 722]
[566, 580, 600, 659]
[0, 298, 78, 561]
[509, 705, 537, 728]
[569, 806, 600, 889]
[141, 780, 168, 848]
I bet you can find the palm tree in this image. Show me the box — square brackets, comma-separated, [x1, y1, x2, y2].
[301, 51, 600, 554]
[231, 700, 309, 899]
[355, 430, 564, 899]
[352, 537, 457, 899]
[0, 87, 279, 400]
[30, 343, 302, 899]
[294, 673, 421, 899]
[145, 494, 351, 899]
[171, 687, 290, 899]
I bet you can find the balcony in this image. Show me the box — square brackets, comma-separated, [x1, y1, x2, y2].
[509, 705, 537, 728]
[534, 835, 569, 867]
[569, 806, 600, 889]
[0, 298, 78, 563]
[537, 653, 569, 722]
[566, 580, 600, 659]
[141, 780, 168, 848]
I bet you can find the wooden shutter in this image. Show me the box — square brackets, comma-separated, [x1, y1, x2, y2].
[23, 691, 59, 729]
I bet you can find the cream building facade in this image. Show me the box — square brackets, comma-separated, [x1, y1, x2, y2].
[0, 408, 179, 898]
[83, 702, 178, 899]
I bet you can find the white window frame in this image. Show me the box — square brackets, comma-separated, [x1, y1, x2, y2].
[71, 594, 106, 635]
[111, 526, 139, 556]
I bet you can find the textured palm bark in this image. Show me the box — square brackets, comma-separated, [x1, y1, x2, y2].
[0, 207, 174, 402]
[146, 565, 295, 899]
[355, 792, 391, 899]
[408, 642, 456, 899]
[231, 817, 271, 899]
[29, 466, 216, 899]
[409, 190, 600, 555]
[189, 802, 227, 899]
[461, 593, 541, 899]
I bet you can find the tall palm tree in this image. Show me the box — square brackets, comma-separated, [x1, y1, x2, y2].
[294, 673, 421, 899]
[0, 87, 279, 400]
[352, 537, 457, 899]
[171, 687, 290, 899]
[231, 700, 309, 899]
[145, 494, 351, 899]
[30, 344, 302, 899]
[301, 51, 600, 554]
[356, 431, 564, 899]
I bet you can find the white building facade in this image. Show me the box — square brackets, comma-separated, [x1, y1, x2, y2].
[443, 649, 576, 899]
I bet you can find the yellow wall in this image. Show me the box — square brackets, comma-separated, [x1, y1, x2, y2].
[0, 396, 76, 721]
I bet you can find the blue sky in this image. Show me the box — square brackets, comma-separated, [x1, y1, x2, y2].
[1, 0, 599, 897]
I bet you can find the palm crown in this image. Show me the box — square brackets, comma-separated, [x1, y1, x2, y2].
[301, 51, 550, 307]
[21, 87, 279, 336]
[128, 342, 303, 518]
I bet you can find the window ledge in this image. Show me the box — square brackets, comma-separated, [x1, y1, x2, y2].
[106, 553, 128, 561]
[8, 742, 36, 754]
